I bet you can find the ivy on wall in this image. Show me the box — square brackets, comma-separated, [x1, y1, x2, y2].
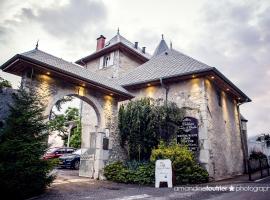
[118, 98, 185, 161]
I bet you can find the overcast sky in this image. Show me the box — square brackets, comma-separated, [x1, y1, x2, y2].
[0, 0, 269, 137]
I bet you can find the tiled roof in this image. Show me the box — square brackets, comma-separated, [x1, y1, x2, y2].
[2, 49, 133, 97]
[118, 48, 214, 86]
[105, 33, 152, 59]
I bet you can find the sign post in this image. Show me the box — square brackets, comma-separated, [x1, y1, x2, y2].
[177, 117, 199, 151]
[155, 159, 172, 188]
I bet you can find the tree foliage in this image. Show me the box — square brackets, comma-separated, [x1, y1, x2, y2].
[0, 76, 12, 89]
[256, 134, 270, 148]
[49, 107, 81, 147]
[118, 98, 185, 161]
[0, 88, 54, 199]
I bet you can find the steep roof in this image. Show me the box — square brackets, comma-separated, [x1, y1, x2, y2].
[105, 33, 152, 59]
[1, 49, 133, 98]
[118, 47, 251, 102]
[76, 33, 151, 64]
[153, 37, 169, 57]
[119, 48, 213, 86]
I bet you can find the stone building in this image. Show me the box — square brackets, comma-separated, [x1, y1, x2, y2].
[0, 31, 251, 180]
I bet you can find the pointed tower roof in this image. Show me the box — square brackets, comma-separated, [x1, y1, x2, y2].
[153, 34, 169, 57]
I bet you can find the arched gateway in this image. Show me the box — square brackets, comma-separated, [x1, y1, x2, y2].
[1, 49, 133, 179]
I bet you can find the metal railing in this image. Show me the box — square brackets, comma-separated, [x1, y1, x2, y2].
[248, 158, 270, 181]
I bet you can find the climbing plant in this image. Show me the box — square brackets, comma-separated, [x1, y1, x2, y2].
[118, 97, 185, 161]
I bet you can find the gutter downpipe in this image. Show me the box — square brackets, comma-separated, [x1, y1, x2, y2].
[159, 78, 169, 106]
[160, 78, 170, 142]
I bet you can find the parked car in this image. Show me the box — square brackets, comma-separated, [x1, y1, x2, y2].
[58, 148, 87, 170]
[43, 147, 77, 160]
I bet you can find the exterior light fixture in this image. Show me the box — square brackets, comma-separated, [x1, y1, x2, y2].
[46, 72, 50, 75]
[238, 97, 241, 100]
[226, 88, 230, 91]
[82, 83, 86, 87]
[211, 76, 215, 79]
[147, 83, 151, 86]
[192, 75, 196, 78]
[110, 93, 113, 96]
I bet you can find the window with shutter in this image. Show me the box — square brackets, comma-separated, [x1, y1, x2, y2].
[109, 52, 114, 66]
[99, 56, 104, 69]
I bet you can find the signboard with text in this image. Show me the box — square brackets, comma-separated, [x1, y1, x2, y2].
[177, 117, 199, 151]
[155, 159, 172, 188]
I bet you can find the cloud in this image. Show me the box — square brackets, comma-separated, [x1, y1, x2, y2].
[20, 0, 107, 38]
[1, 0, 270, 137]
[191, 0, 270, 136]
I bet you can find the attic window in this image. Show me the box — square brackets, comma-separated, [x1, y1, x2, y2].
[99, 52, 114, 69]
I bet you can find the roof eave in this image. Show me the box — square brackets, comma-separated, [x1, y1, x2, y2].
[75, 42, 150, 65]
[121, 68, 214, 87]
[121, 67, 251, 103]
[212, 68, 252, 103]
[1, 55, 133, 99]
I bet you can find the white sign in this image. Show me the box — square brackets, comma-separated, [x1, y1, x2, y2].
[155, 159, 172, 188]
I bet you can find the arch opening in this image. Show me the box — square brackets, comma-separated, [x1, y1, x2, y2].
[48, 94, 99, 150]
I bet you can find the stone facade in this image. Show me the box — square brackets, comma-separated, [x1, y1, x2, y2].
[20, 70, 125, 178]
[84, 50, 143, 79]
[117, 78, 245, 180]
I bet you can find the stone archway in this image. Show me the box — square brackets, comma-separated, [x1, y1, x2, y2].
[20, 72, 126, 179]
[1, 51, 133, 179]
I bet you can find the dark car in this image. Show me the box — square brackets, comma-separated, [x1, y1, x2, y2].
[43, 147, 76, 160]
[58, 148, 87, 170]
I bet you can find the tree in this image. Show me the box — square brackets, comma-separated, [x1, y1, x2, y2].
[0, 88, 54, 199]
[256, 134, 270, 148]
[118, 98, 185, 161]
[0, 76, 12, 89]
[49, 107, 81, 147]
[69, 121, 82, 148]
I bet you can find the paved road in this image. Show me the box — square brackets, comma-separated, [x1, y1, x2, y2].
[34, 169, 270, 200]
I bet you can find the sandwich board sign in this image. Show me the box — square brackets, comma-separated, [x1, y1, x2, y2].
[155, 159, 172, 188]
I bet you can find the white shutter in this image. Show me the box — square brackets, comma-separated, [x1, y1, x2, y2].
[109, 52, 114, 66]
[99, 56, 104, 69]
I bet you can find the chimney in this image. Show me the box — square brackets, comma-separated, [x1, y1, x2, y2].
[96, 35, 106, 51]
[134, 42, 138, 49]
[142, 47, 146, 53]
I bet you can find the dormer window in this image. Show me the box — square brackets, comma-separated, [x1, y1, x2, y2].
[99, 52, 114, 69]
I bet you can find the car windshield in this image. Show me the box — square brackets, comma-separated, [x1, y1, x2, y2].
[72, 149, 87, 155]
[46, 147, 58, 153]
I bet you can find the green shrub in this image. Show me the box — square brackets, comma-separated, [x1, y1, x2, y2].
[0, 88, 55, 199]
[104, 161, 155, 185]
[151, 142, 209, 184]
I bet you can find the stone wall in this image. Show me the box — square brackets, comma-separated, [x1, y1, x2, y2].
[21, 71, 125, 178]
[205, 79, 244, 179]
[125, 77, 245, 180]
[84, 50, 143, 79]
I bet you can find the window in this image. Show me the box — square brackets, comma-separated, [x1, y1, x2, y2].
[67, 148, 75, 153]
[99, 52, 114, 69]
